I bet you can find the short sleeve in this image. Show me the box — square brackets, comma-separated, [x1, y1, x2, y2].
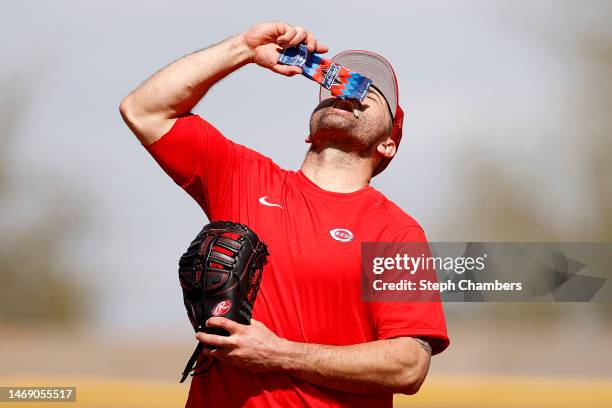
[143, 114, 240, 218]
[367, 226, 450, 355]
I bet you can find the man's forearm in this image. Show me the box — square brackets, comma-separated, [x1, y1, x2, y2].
[120, 33, 252, 143]
[132, 33, 252, 119]
[199, 318, 431, 395]
[274, 337, 430, 395]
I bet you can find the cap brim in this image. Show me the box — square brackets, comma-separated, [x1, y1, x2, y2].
[319, 50, 398, 118]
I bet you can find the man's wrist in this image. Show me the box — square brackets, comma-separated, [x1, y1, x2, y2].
[270, 338, 304, 373]
[234, 32, 255, 65]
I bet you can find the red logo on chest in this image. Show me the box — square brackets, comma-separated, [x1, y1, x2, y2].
[329, 228, 354, 242]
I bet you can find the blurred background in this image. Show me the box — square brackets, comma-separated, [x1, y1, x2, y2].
[1, 0, 610, 407]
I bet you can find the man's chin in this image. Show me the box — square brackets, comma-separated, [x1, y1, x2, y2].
[315, 112, 354, 132]
[309, 108, 362, 146]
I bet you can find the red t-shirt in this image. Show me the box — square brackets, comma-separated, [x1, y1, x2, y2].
[144, 114, 449, 408]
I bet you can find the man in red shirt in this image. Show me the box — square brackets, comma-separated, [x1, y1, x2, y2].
[120, 21, 449, 407]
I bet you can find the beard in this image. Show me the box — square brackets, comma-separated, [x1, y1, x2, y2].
[312, 110, 356, 141]
[309, 106, 380, 154]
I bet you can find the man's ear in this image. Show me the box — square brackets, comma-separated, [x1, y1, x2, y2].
[376, 137, 396, 159]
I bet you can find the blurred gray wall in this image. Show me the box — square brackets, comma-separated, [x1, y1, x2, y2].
[1, 0, 610, 332]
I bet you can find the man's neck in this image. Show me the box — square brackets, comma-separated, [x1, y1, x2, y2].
[300, 147, 373, 193]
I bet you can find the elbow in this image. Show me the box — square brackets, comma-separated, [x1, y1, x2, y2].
[119, 94, 137, 126]
[397, 371, 426, 395]
[395, 354, 430, 395]
[119, 94, 150, 140]
[118, 93, 170, 145]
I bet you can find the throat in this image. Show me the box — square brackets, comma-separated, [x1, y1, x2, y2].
[300, 149, 372, 193]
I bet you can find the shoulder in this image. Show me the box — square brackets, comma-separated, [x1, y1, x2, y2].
[192, 114, 289, 175]
[369, 188, 427, 241]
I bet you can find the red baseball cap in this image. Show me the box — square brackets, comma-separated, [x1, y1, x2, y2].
[319, 50, 404, 176]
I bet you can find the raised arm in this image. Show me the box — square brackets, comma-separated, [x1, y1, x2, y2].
[119, 22, 328, 145]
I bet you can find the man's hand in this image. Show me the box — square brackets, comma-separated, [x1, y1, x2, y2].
[196, 317, 289, 372]
[242, 22, 329, 76]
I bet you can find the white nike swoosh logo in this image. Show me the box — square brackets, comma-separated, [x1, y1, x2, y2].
[258, 196, 284, 209]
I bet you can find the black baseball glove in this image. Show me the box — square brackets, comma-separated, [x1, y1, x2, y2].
[177, 221, 269, 382]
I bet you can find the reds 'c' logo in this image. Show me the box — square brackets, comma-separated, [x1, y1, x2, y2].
[329, 228, 354, 242]
[212, 300, 232, 316]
